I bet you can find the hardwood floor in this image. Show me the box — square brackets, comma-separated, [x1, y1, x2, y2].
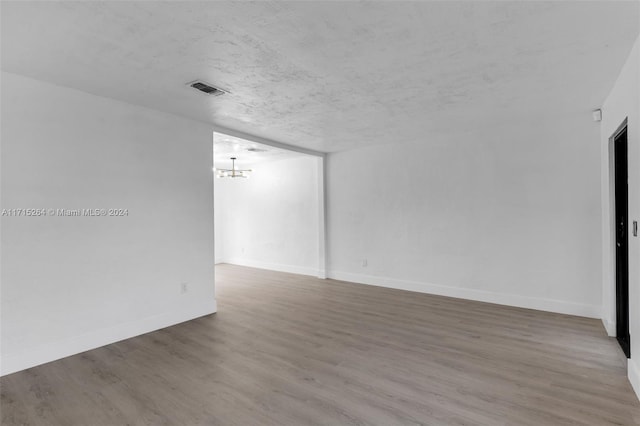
[2, 264, 639, 425]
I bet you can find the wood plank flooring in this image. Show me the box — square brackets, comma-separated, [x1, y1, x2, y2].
[2, 264, 640, 425]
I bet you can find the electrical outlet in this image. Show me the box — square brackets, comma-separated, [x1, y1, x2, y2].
[362, 259, 368, 267]
[180, 282, 188, 294]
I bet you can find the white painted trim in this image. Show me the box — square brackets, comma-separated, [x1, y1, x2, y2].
[328, 271, 601, 318]
[0, 300, 217, 376]
[223, 258, 319, 277]
[601, 133, 616, 333]
[214, 125, 326, 158]
[602, 318, 616, 337]
[629, 358, 640, 401]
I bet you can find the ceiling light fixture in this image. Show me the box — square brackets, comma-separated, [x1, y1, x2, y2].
[215, 157, 251, 179]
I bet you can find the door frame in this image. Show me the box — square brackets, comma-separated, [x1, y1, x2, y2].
[604, 118, 629, 338]
[613, 122, 630, 357]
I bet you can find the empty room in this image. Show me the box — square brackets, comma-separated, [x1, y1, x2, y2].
[1, 1, 639, 425]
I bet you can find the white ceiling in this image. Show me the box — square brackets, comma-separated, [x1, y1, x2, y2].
[1, 1, 638, 152]
[214, 132, 304, 168]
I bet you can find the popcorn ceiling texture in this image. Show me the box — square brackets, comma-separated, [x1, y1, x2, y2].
[1, 1, 638, 152]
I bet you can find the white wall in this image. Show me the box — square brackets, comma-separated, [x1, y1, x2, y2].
[327, 113, 602, 318]
[215, 155, 320, 276]
[0, 72, 216, 375]
[600, 37, 640, 394]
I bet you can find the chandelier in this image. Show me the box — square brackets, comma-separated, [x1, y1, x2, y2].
[215, 157, 252, 179]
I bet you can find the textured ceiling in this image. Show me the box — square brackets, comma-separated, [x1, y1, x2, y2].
[1, 1, 638, 152]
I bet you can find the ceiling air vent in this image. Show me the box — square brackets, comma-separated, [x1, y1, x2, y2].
[247, 147, 267, 153]
[187, 80, 228, 96]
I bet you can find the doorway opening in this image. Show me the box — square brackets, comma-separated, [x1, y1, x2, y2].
[212, 130, 326, 290]
[613, 124, 630, 358]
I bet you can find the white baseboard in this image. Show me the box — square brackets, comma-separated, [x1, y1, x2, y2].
[602, 317, 616, 336]
[223, 258, 319, 277]
[215, 258, 224, 265]
[629, 358, 640, 401]
[0, 299, 217, 377]
[328, 271, 600, 319]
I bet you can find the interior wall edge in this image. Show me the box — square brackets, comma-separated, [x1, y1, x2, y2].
[328, 270, 601, 319]
[0, 300, 217, 377]
[602, 317, 617, 337]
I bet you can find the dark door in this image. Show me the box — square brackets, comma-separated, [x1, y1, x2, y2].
[614, 126, 630, 358]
